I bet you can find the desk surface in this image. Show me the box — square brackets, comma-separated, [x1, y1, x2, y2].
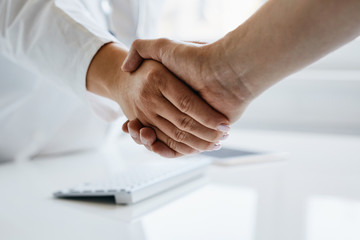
[1, 130, 360, 240]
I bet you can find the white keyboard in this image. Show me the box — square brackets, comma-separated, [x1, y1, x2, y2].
[54, 159, 210, 204]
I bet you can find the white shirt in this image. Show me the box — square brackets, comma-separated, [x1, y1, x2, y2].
[0, 0, 163, 161]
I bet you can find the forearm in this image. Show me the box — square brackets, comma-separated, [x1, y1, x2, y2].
[218, 0, 360, 96]
[120, 0, 360, 152]
[86, 43, 128, 102]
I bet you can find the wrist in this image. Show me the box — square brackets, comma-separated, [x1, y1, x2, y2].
[212, 24, 275, 99]
[204, 27, 256, 101]
[86, 42, 128, 102]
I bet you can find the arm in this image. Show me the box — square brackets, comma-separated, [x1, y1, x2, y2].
[121, 0, 360, 145]
[216, 0, 360, 98]
[123, 0, 360, 121]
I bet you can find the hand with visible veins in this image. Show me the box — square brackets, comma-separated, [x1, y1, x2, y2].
[86, 43, 230, 158]
[122, 40, 252, 124]
[120, 40, 243, 151]
[121, 0, 360, 152]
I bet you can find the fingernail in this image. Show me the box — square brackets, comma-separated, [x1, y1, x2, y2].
[217, 124, 230, 132]
[213, 143, 222, 151]
[221, 133, 229, 141]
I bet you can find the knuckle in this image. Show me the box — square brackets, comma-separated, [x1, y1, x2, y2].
[156, 38, 171, 60]
[179, 116, 194, 131]
[178, 95, 193, 113]
[157, 76, 167, 91]
[174, 129, 187, 142]
[158, 38, 169, 44]
[147, 69, 168, 91]
[156, 38, 170, 49]
[166, 137, 178, 151]
[132, 39, 142, 48]
[146, 69, 161, 82]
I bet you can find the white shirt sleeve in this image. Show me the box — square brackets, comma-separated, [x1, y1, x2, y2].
[0, 0, 125, 108]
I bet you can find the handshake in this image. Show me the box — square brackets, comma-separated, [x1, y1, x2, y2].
[87, 0, 359, 157]
[87, 36, 256, 158]
[120, 39, 254, 157]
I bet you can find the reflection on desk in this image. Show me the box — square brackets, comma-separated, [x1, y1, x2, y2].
[0, 130, 359, 240]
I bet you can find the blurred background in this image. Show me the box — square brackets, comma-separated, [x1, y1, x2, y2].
[139, 0, 360, 135]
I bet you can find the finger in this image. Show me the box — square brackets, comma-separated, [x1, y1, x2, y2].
[156, 96, 225, 142]
[122, 38, 172, 72]
[158, 70, 230, 131]
[123, 120, 143, 145]
[127, 121, 178, 158]
[153, 115, 221, 152]
[145, 136, 182, 158]
[127, 119, 143, 145]
[139, 127, 157, 146]
[134, 125, 184, 158]
[122, 120, 130, 133]
[152, 127, 199, 157]
[140, 131, 174, 158]
[138, 127, 181, 158]
[131, 121, 204, 158]
[151, 139, 182, 158]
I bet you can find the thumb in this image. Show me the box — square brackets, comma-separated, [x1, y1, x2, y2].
[121, 38, 171, 72]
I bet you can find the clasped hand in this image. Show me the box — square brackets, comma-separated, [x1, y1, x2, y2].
[121, 39, 255, 157]
[87, 43, 230, 158]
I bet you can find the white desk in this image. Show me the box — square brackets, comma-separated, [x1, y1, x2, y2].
[1, 130, 360, 240]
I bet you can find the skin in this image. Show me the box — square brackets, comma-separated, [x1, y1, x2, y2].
[122, 0, 360, 156]
[86, 43, 230, 158]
